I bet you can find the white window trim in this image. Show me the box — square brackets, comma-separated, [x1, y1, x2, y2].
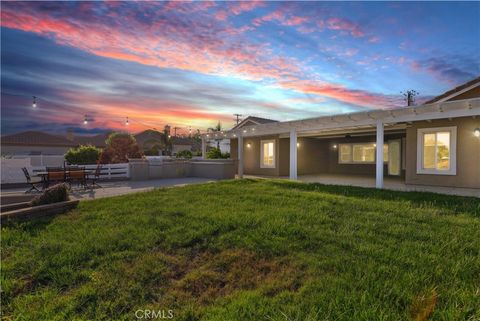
[260, 139, 276, 168]
[338, 143, 388, 164]
[416, 126, 457, 175]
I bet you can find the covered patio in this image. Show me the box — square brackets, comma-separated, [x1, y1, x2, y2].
[244, 174, 480, 197]
[205, 97, 480, 195]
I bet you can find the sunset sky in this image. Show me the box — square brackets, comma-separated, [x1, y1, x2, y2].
[1, 1, 479, 135]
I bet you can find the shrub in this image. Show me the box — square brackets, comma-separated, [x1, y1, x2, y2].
[65, 145, 101, 165]
[30, 183, 69, 206]
[176, 150, 193, 159]
[206, 148, 230, 159]
[100, 132, 143, 164]
[144, 145, 161, 156]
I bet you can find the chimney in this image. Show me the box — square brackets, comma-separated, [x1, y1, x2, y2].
[66, 128, 74, 141]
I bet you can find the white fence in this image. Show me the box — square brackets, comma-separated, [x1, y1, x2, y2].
[1, 158, 130, 184]
[11, 155, 65, 167]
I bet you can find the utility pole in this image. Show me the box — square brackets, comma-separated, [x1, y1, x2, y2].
[234, 114, 243, 125]
[401, 90, 419, 106]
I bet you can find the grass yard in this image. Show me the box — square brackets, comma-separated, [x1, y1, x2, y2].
[2, 179, 480, 321]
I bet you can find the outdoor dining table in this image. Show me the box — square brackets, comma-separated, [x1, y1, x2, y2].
[34, 170, 95, 178]
[35, 170, 95, 188]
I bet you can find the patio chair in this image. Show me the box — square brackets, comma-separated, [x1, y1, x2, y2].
[46, 170, 66, 188]
[67, 168, 87, 189]
[87, 164, 102, 188]
[21, 167, 42, 193]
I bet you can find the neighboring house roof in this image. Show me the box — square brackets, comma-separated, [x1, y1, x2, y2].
[134, 130, 201, 151]
[134, 130, 165, 147]
[73, 133, 108, 147]
[425, 76, 480, 104]
[232, 116, 278, 130]
[1, 131, 78, 147]
[171, 136, 201, 151]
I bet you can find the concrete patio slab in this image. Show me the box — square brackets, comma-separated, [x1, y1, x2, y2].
[1, 177, 217, 201]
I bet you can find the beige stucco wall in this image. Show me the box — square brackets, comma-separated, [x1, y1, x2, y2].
[405, 117, 480, 188]
[231, 133, 406, 177]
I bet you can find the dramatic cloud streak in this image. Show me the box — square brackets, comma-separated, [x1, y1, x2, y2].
[1, 1, 479, 134]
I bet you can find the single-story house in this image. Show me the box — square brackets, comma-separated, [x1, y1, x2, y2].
[1, 130, 107, 156]
[202, 77, 480, 191]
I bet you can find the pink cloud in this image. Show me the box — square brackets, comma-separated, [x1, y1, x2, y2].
[368, 36, 380, 43]
[326, 17, 365, 37]
[284, 16, 309, 26]
[279, 80, 393, 109]
[1, 3, 395, 111]
[215, 10, 228, 21]
[229, 1, 265, 15]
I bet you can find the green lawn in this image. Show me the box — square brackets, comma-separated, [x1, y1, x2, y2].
[2, 179, 480, 321]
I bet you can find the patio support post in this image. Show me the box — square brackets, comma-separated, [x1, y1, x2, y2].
[201, 137, 207, 160]
[376, 119, 384, 188]
[289, 129, 297, 180]
[238, 133, 244, 179]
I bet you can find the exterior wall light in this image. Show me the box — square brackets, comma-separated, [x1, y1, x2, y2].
[332, 144, 337, 149]
[474, 128, 480, 137]
[296, 142, 300, 147]
[246, 143, 251, 148]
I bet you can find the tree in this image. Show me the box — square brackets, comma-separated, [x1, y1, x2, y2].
[99, 132, 143, 164]
[65, 145, 101, 165]
[208, 121, 223, 149]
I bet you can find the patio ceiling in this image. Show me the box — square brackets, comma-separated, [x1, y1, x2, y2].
[204, 98, 480, 139]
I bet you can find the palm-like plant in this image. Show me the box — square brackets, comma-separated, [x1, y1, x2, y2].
[208, 121, 223, 149]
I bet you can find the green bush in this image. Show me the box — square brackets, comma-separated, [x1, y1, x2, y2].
[30, 183, 69, 206]
[65, 145, 100, 165]
[206, 148, 230, 159]
[176, 150, 193, 159]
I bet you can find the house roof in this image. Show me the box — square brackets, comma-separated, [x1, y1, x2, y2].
[1, 131, 78, 147]
[425, 76, 480, 104]
[232, 116, 278, 130]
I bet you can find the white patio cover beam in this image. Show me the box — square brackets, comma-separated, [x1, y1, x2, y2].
[376, 120, 384, 189]
[289, 130, 297, 180]
[211, 98, 480, 139]
[237, 134, 244, 178]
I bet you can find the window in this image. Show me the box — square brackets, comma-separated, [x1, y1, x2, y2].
[339, 144, 352, 163]
[260, 140, 275, 168]
[338, 143, 388, 164]
[353, 144, 375, 162]
[417, 127, 456, 175]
